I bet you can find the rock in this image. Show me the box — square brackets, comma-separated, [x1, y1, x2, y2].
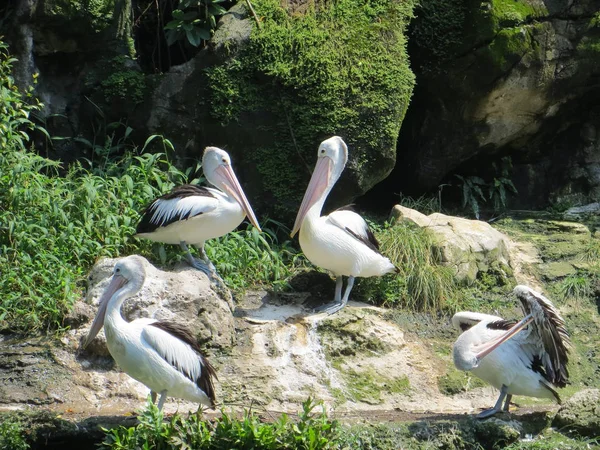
[563, 203, 600, 220]
[81, 256, 235, 351]
[552, 389, 600, 437]
[391, 206, 512, 283]
[391, 0, 600, 212]
[146, 1, 415, 220]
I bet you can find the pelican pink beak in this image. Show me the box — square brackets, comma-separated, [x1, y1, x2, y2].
[82, 274, 127, 348]
[214, 164, 261, 232]
[291, 156, 332, 237]
[473, 314, 534, 362]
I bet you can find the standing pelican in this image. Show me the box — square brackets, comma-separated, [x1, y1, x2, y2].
[83, 255, 217, 410]
[136, 146, 261, 279]
[452, 285, 570, 418]
[291, 136, 397, 314]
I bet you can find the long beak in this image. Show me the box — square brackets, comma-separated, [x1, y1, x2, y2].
[474, 314, 533, 362]
[291, 157, 332, 238]
[215, 165, 261, 232]
[82, 274, 127, 348]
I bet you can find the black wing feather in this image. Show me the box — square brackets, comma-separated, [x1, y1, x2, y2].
[149, 321, 217, 407]
[486, 319, 518, 331]
[136, 185, 215, 233]
[333, 204, 381, 252]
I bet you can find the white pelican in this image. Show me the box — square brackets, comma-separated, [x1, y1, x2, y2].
[452, 285, 570, 418]
[83, 255, 217, 410]
[136, 146, 261, 279]
[290, 136, 397, 314]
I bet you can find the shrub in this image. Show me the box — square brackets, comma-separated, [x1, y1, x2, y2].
[100, 397, 339, 449]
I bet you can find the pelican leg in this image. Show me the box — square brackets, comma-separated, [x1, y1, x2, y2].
[503, 394, 513, 412]
[156, 390, 168, 411]
[476, 384, 508, 419]
[180, 242, 213, 275]
[150, 391, 157, 404]
[315, 276, 354, 315]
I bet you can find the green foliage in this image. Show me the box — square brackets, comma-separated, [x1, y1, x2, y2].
[206, 220, 308, 293]
[489, 157, 518, 212]
[0, 146, 188, 332]
[165, 0, 228, 47]
[0, 417, 29, 450]
[453, 157, 517, 219]
[454, 175, 487, 219]
[357, 222, 457, 311]
[205, 0, 416, 217]
[0, 42, 46, 152]
[85, 55, 146, 104]
[100, 397, 339, 449]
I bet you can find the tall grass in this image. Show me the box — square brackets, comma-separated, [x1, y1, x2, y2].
[208, 220, 307, 293]
[357, 221, 457, 311]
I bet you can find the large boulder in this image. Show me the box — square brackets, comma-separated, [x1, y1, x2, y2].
[389, 0, 600, 210]
[82, 256, 235, 352]
[146, 0, 416, 220]
[552, 389, 600, 437]
[390, 205, 512, 283]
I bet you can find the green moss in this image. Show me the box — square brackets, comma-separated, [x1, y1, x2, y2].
[205, 0, 416, 216]
[332, 363, 410, 404]
[438, 367, 487, 395]
[85, 55, 146, 105]
[485, 27, 531, 72]
[317, 312, 390, 358]
[45, 0, 115, 33]
[490, 0, 546, 26]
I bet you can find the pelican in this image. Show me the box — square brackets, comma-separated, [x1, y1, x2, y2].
[290, 136, 397, 315]
[83, 255, 217, 411]
[452, 285, 570, 418]
[136, 146, 261, 279]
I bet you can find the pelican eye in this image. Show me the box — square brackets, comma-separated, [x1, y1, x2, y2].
[115, 267, 121, 274]
[320, 149, 325, 154]
[222, 157, 227, 163]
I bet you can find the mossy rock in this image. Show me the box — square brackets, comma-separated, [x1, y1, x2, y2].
[553, 389, 600, 437]
[438, 367, 487, 395]
[149, 0, 416, 219]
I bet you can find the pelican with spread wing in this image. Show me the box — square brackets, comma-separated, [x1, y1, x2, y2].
[291, 136, 397, 314]
[452, 285, 570, 418]
[83, 255, 217, 410]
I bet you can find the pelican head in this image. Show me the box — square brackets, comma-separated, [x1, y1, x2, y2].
[202, 147, 261, 232]
[291, 136, 348, 237]
[453, 310, 533, 371]
[451, 311, 503, 332]
[83, 256, 146, 348]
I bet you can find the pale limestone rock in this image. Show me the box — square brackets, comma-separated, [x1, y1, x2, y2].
[83, 256, 235, 351]
[391, 206, 511, 283]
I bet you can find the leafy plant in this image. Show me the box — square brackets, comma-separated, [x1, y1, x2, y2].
[164, 0, 228, 47]
[453, 157, 518, 219]
[488, 157, 518, 213]
[0, 417, 29, 450]
[100, 397, 339, 449]
[454, 174, 487, 219]
[0, 41, 47, 152]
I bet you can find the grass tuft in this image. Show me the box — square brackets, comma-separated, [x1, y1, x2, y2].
[357, 221, 457, 311]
